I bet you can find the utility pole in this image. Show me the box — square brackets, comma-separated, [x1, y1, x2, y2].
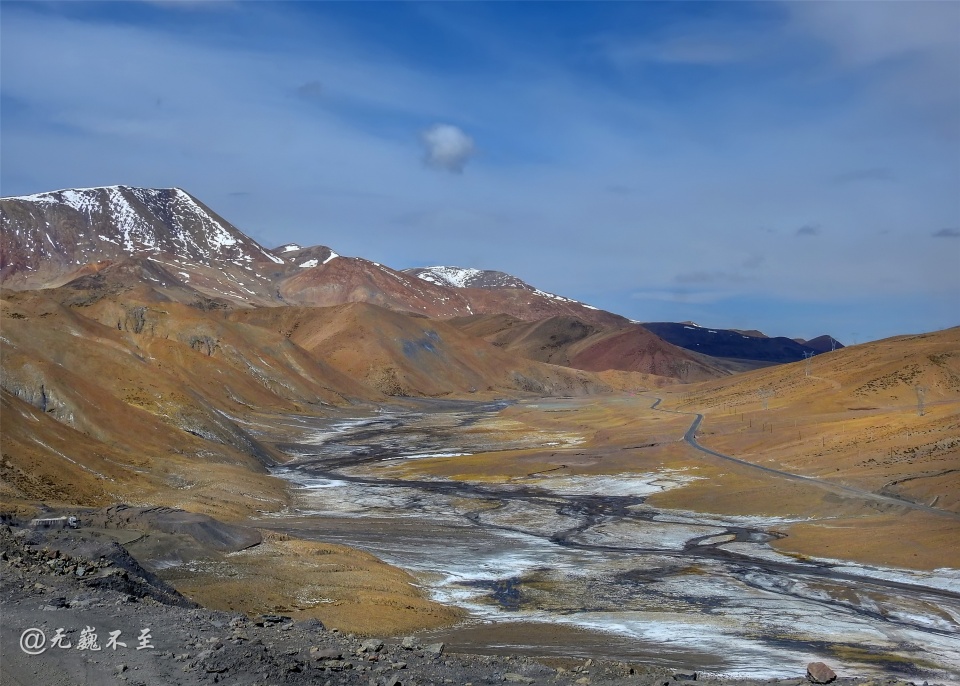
[803, 351, 815, 377]
[916, 385, 927, 417]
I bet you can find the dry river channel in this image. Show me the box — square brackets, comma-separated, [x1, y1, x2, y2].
[253, 398, 960, 683]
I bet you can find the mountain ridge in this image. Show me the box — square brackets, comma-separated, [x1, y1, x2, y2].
[1, 186, 627, 327]
[2, 184, 836, 372]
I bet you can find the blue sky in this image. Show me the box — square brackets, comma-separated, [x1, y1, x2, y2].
[2, 0, 958, 343]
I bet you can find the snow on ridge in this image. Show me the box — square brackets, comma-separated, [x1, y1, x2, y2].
[5, 185, 267, 263]
[414, 266, 484, 288]
[533, 288, 576, 304]
[262, 249, 285, 264]
[59, 189, 101, 215]
[322, 250, 339, 264]
[172, 188, 238, 251]
[281, 244, 302, 252]
[299, 259, 319, 268]
[2, 184, 165, 203]
[412, 266, 597, 310]
[106, 187, 151, 251]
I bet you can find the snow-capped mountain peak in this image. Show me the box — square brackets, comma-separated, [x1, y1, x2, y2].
[1, 185, 284, 281]
[404, 266, 538, 290]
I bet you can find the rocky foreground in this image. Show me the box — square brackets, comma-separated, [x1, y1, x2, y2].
[0, 524, 939, 686]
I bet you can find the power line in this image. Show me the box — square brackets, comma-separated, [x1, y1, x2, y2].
[757, 388, 774, 411]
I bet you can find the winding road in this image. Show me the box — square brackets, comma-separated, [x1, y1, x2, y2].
[647, 396, 960, 521]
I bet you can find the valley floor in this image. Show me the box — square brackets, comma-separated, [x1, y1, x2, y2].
[3, 393, 958, 685]
[179, 395, 959, 683]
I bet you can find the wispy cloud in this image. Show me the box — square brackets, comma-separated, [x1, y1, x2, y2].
[786, 0, 960, 139]
[933, 228, 960, 239]
[597, 35, 753, 68]
[1, 1, 957, 342]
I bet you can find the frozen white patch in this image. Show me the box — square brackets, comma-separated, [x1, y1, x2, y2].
[299, 259, 319, 268]
[414, 266, 484, 288]
[529, 471, 702, 498]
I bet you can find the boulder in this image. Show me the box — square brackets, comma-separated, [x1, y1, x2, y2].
[807, 662, 837, 684]
[359, 638, 384, 653]
[309, 646, 342, 661]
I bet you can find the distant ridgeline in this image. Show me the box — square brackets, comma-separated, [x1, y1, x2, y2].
[642, 322, 842, 363]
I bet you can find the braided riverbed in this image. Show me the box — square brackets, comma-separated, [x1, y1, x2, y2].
[256, 398, 960, 683]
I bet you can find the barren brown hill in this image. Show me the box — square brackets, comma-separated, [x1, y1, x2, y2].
[663, 326, 960, 516]
[230, 303, 613, 398]
[0, 288, 382, 517]
[455, 286, 627, 327]
[448, 313, 726, 381]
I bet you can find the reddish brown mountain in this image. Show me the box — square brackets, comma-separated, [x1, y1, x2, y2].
[1, 187, 628, 327]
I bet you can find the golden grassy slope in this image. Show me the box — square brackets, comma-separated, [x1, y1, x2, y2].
[666, 327, 960, 513]
[0, 290, 379, 519]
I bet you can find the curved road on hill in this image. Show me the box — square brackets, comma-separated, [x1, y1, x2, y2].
[646, 397, 960, 521]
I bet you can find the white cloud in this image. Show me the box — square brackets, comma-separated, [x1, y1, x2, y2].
[420, 124, 475, 173]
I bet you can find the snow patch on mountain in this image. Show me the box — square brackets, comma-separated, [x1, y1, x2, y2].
[59, 189, 101, 215]
[407, 265, 603, 311]
[413, 266, 485, 288]
[2, 185, 279, 268]
[533, 288, 575, 303]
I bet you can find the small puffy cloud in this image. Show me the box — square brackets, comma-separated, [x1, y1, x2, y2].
[933, 228, 960, 238]
[796, 223, 820, 237]
[420, 123, 475, 174]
